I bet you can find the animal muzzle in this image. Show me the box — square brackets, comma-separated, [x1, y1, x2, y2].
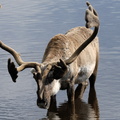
[37, 98, 50, 109]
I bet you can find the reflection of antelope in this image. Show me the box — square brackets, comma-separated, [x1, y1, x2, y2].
[0, 2, 100, 109]
[47, 87, 99, 120]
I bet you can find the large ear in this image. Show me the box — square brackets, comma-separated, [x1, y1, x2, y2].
[53, 59, 67, 79]
[31, 68, 42, 82]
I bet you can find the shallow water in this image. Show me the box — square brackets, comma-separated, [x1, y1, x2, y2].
[0, 0, 120, 119]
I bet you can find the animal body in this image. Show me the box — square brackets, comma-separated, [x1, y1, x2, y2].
[0, 2, 100, 109]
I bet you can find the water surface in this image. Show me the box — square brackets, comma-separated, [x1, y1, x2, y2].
[0, 0, 120, 119]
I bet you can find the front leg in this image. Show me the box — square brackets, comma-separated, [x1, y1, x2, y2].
[48, 95, 57, 112]
[67, 82, 75, 102]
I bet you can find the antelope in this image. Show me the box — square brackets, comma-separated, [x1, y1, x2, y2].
[0, 2, 100, 109]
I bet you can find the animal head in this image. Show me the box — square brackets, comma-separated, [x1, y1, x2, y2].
[31, 60, 67, 109]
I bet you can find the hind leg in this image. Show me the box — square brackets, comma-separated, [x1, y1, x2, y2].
[89, 60, 99, 88]
[89, 74, 97, 88]
[75, 81, 88, 99]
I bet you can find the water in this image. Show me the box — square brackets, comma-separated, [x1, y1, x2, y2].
[0, 0, 120, 119]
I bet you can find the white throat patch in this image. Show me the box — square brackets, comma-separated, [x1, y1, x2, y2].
[51, 80, 61, 95]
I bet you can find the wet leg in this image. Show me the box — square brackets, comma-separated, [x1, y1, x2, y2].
[67, 82, 75, 102]
[75, 81, 88, 99]
[89, 59, 99, 88]
[89, 74, 97, 88]
[48, 95, 57, 112]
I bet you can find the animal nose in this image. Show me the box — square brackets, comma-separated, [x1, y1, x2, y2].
[37, 98, 48, 109]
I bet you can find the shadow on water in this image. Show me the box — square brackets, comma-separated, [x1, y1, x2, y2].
[44, 87, 99, 120]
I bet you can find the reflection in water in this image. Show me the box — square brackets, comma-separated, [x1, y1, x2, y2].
[47, 87, 99, 120]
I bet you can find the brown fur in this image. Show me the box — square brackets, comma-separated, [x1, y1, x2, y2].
[0, 2, 100, 109]
[43, 27, 99, 64]
[42, 27, 99, 84]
